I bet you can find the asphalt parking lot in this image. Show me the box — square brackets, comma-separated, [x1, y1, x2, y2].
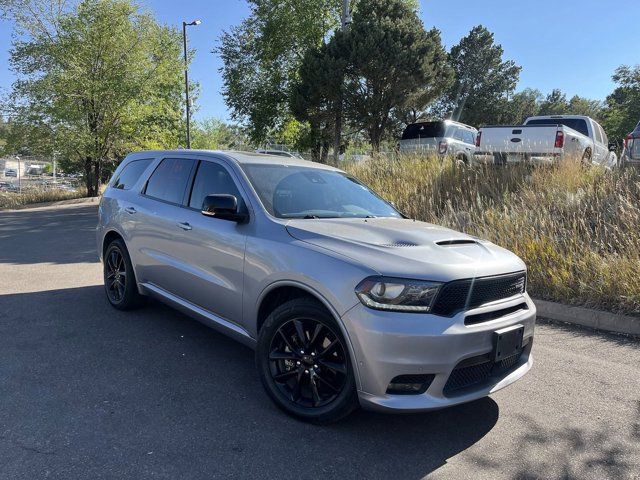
[1, 203, 639, 479]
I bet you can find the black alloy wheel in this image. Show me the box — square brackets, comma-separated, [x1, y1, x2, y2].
[103, 238, 144, 310]
[257, 298, 358, 424]
[105, 247, 126, 303]
[269, 317, 348, 408]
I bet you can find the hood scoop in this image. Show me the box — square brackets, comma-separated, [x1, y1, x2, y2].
[379, 241, 419, 248]
[436, 239, 478, 246]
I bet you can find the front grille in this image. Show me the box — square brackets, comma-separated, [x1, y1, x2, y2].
[443, 342, 530, 396]
[432, 271, 526, 317]
[464, 302, 528, 326]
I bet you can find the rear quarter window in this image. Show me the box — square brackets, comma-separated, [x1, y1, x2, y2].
[112, 159, 152, 190]
[144, 158, 196, 205]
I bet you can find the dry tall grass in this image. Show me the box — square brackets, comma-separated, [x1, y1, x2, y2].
[345, 156, 640, 315]
[0, 187, 87, 209]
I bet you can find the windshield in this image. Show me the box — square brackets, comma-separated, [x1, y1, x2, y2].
[525, 118, 589, 137]
[401, 122, 446, 140]
[241, 164, 401, 219]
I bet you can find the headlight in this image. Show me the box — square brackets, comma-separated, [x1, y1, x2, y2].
[355, 277, 442, 313]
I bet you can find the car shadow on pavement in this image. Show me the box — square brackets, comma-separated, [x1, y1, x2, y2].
[0, 205, 98, 265]
[0, 285, 500, 479]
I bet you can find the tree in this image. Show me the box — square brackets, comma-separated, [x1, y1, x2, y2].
[4, 0, 185, 195]
[218, 0, 342, 146]
[499, 88, 542, 124]
[437, 25, 521, 127]
[191, 118, 250, 150]
[290, 31, 348, 162]
[537, 89, 569, 116]
[342, 0, 452, 151]
[602, 65, 640, 143]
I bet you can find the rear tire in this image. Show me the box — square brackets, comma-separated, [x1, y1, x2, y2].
[256, 298, 358, 424]
[103, 239, 145, 310]
[455, 153, 468, 165]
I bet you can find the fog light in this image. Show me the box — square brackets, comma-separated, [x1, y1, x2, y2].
[386, 374, 435, 395]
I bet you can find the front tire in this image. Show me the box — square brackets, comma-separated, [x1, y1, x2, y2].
[256, 299, 358, 424]
[103, 238, 144, 310]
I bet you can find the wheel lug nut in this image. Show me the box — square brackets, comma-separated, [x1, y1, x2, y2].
[314, 364, 318, 368]
[296, 361, 301, 365]
[301, 350, 305, 354]
[311, 352, 315, 356]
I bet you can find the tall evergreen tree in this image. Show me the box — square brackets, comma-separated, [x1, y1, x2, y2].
[438, 25, 520, 127]
[342, 0, 451, 151]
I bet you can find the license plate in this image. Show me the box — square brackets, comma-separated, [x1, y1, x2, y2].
[493, 325, 524, 362]
[506, 153, 524, 163]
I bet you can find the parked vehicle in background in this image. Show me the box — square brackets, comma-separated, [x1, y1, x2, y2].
[4, 168, 18, 177]
[256, 149, 304, 159]
[97, 150, 535, 423]
[0, 181, 19, 192]
[476, 115, 617, 168]
[399, 120, 477, 163]
[621, 120, 640, 167]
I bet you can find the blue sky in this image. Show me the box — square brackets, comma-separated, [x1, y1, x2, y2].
[1, 0, 638, 121]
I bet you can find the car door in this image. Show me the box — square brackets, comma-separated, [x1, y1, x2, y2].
[168, 157, 249, 324]
[128, 156, 198, 296]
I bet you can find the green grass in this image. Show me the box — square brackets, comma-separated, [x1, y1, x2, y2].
[0, 187, 87, 209]
[344, 156, 640, 315]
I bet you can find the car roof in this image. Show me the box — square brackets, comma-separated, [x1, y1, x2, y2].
[406, 119, 477, 131]
[124, 150, 342, 171]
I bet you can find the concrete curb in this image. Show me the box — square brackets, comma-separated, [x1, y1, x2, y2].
[2, 196, 99, 211]
[533, 298, 640, 337]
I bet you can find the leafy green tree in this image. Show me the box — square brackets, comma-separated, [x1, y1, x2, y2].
[342, 0, 452, 151]
[568, 95, 603, 121]
[602, 65, 640, 143]
[191, 117, 250, 150]
[437, 25, 521, 127]
[498, 88, 542, 124]
[537, 89, 569, 116]
[218, 0, 342, 146]
[3, 0, 185, 195]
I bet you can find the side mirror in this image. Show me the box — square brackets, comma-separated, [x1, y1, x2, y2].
[609, 142, 617, 152]
[201, 194, 248, 223]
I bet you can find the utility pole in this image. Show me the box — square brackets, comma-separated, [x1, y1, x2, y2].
[182, 19, 201, 149]
[341, 0, 350, 29]
[16, 155, 21, 194]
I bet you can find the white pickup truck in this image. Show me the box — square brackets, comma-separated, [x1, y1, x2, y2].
[475, 115, 617, 167]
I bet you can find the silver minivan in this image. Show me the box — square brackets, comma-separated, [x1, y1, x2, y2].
[399, 120, 478, 163]
[97, 150, 535, 423]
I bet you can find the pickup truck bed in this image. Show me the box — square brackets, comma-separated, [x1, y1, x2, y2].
[475, 124, 583, 164]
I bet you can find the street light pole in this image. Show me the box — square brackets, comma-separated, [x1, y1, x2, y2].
[182, 19, 201, 149]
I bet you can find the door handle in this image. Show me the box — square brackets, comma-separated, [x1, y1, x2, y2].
[124, 207, 137, 214]
[177, 222, 192, 231]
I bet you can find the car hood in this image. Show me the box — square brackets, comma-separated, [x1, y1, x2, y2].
[286, 217, 526, 282]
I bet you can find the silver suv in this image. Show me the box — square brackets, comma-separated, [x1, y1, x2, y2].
[97, 150, 535, 423]
[399, 120, 477, 163]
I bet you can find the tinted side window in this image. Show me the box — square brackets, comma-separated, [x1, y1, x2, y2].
[189, 161, 246, 211]
[452, 128, 465, 141]
[112, 159, 152, 190]
[144, 158, 196, 205]
[593, 122, 603, 144]
[463, 130, 476, 145]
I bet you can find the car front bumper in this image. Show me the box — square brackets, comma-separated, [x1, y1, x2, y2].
[341, 294, 536, 412]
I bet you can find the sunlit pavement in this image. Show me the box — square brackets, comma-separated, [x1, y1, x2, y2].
[1, 204, 639, 479]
